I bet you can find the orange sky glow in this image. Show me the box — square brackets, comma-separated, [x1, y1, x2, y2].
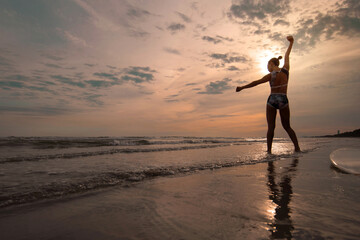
[0, 0, 359, 137]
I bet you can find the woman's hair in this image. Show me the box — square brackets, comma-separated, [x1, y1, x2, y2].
[269, 56, 282, 66]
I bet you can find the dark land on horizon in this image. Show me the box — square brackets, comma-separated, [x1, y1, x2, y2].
[319, 128, 360, 138]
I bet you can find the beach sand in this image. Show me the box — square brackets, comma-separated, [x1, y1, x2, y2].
[0, 139, 359, 239]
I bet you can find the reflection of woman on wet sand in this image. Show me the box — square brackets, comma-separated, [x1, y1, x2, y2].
[236, 36, 300, 154]
[267, 158, 299, 239]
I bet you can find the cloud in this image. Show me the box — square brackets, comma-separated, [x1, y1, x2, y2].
[106, 65, 117, 69]
[164, 94, 180, 102]
[164, 47, 181, 55]
[0, 81, 25, 89]
[254, 28, 270, 35]
[44, 63, 62, 69]
[254, 0, 360, 49]
[59, 29, 90, 47]
[202, 35, 234, 44]
[127, 6, 151, 18]
[0, 73, 58, 94]
[0, 105, 78, 116]
[227, 66, 240, 71]
[92, 66, 156, 85]
[0, 1, 85, 46]
[73, 0, 121, 32]
[85, 80, 114, 88]
[216, 35, 234, 42]
[167, 23, 186, 33]
[85, 63, 96, 67]
[203, 114, 237, 119]
[121, 66, 156, 84]
[227, 0, 293, 42]
[208, 53, 249, 68]
[27, 85, 55, 93]
[234, 80, 247, 85]
[268, 32, 284, 42]
[273, 19, 290, 26]
[81, 93, 104, 106]
[51, 75, 86, 88]
[202, 36, 221, 44]
[40, 53, 64, 61]
[4, 74, 28, 81]
[93, 72, 119, 81]
[128, 29, 149, 38]
[175, 11, 191, 23]
[228, 0, 290, 22]
[0, 55, 15, 69]
[198, 78, 233, 94]
[294, 1, 360, 48]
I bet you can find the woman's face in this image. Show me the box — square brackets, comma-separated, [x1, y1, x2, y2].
[267, 61, 273, 72]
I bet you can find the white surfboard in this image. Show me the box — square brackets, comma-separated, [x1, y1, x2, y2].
[330, 148, 360, 175]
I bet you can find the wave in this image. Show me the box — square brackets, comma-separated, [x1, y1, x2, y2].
[0, 143, 242, 164]
[0, 149, 314, 209]
[0, 136, 273, 149]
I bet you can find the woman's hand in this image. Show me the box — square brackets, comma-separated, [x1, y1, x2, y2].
[287, 35, 294, 42]
[236, 86, 243, 92]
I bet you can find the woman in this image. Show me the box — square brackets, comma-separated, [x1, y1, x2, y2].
[236, 36, 300, 154]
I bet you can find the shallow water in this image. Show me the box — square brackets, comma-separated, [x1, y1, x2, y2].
[0, 138, 359, 239]
[0, 136, 324, 208]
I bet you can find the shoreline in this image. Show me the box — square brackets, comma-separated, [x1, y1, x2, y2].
[0, 139, 360, 239]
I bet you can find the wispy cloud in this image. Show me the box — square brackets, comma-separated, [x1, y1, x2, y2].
[294, 0, 360, 48]
[164, 47, 181, 55]
[273, 19, 290, 26]
[85, 80, 113, 88]
[209, 53, 248, 64]
[202, 36, 221, 44]
[127, 6, 151, 18]
[51, 75, 86, 88]
[93, 72, 120, 82]
[167, 23, 186, 33]
[44, 63, 62, 69]
[0, 81, 25, 89]
[202, 35, 234, 44]
[121, 66, 156, 84]
[0, 105, 78, 116]
[228, 0, 290, 22]
[207, 53, 250, 69]
[227, 66, 240, 71]
[59, 29, 91, 47]
[175, 11, 191, 23]
[198, 78, 233, 94]
[40, 53, 64, 61]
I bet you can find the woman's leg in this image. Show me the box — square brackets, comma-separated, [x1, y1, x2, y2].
[267, 104, 277, 153]
[279, 105, 301, 152]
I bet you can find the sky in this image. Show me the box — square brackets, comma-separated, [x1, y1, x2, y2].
[0, 0, 359, 137]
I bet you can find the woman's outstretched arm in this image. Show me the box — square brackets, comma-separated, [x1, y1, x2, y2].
[236, 74, 270, 92]
[284, 36, 294, 70]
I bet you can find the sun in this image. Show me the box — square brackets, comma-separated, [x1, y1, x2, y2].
[258, 50, 273, 74]
[257, 49, 283, 75]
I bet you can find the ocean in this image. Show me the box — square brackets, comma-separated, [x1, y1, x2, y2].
[0, 136, 326, 209]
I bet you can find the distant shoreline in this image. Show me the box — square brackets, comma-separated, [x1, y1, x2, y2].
[317, 129, 360, 138]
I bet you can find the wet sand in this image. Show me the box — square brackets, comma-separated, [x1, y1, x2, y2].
[0, 139, 360, 239]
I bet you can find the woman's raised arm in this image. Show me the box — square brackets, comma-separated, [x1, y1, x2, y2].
[284, 36, 294, 70]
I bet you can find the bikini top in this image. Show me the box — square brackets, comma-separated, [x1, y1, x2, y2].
[270, 68, 289, 89]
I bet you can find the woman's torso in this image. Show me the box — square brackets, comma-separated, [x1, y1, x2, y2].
[269, 68, 289, 94]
